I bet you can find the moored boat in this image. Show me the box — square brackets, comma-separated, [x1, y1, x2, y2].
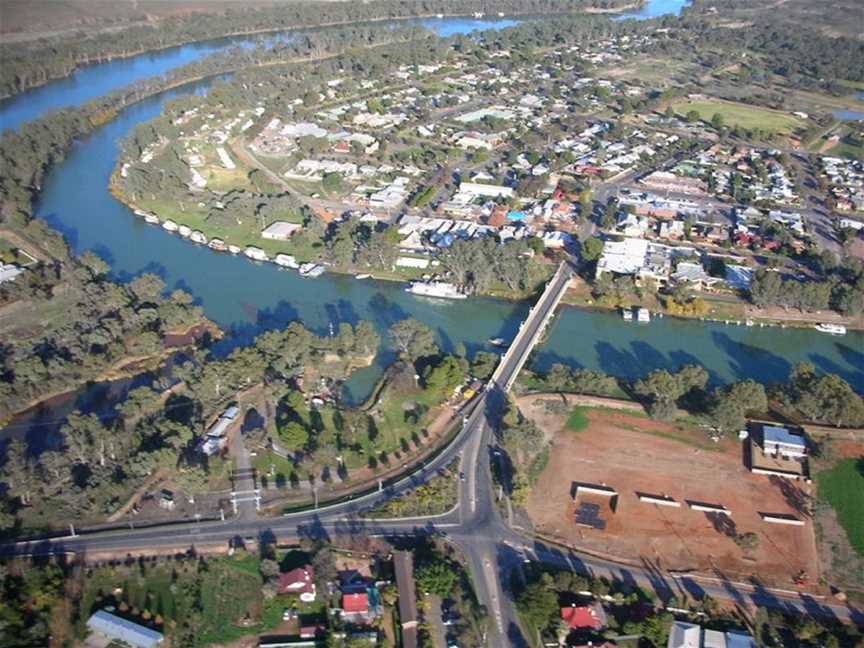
[275, 253, 299, 268]
[299, 262, 325, 277]
[815, 323, 846, 335]
[406, 281, 467, 300]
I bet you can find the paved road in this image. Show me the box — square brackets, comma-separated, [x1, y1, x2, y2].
[4, 261, 862, 644]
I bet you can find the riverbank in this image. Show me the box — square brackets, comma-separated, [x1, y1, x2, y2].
[109, 174, 554, 303]
[560, 273, 864, 333]
[0, 318, 218, 429]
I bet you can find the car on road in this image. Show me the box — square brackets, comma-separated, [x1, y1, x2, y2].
[459, 471, 465, 481]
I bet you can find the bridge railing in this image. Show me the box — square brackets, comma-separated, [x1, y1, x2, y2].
[490, 261, 571, 391]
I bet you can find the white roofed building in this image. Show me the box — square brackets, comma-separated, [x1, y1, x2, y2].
[87, 610, 164, 648]
[262, 221, 302, 241]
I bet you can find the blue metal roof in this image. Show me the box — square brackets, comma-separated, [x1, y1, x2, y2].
[763, 425, 805, 448]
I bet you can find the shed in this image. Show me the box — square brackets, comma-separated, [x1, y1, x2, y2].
[262, 221, 302, 240]
[87, 610, 164, 648]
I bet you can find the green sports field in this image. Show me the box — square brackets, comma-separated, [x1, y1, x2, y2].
[817, 458, 864, 556]
[671, 100, 804, 134]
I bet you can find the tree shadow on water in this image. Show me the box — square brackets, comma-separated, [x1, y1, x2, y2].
[710, 331, 791, 384]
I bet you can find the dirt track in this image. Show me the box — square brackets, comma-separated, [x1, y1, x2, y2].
[522, 401, 820, 589]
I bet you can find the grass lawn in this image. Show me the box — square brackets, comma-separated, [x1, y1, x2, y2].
[565, 407, 589, 432]
[258, 378, 447, 489]
[818, 458, 864, 555]
[828, 137, 864, 160]
[671, 99, 804, 134]
[131, 195, 323, 262]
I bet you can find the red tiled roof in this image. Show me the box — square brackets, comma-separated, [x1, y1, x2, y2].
[277, 566, 315, 595]
[561, 604, 604, 630]
[342, 592, 369, 613]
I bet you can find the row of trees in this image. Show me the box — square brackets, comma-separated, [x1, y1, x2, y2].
[527, 359, 864, 430]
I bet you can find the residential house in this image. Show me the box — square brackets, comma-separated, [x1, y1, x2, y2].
[277, 566, 316, 602]
[668, 622, 755, 648]
[667, 621, 701, 648]
[560, 603, 607, 631]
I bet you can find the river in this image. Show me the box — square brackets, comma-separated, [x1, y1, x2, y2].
[3, 0, 862, 440]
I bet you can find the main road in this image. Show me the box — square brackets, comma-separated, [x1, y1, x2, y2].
[5, 261, 862, 645]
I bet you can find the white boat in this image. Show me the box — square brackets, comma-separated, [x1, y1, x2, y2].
[244, 246, 268, 261]
[622, 308, 633, 321]
[228, 245, 242, 255]
[190, 230, 207, 244]
[355, 273, 372, 280]
[275, 253, 299, 269]
[299, 262, 325, 278]
[143, 213, 159, 225]
[406, 281, 467, 300]
[637, 308, 651, 323]
[161, 219, 178, 232]
[178, 224, 192, 238]
[815, 323, 847, 335]
[208, 238, 227, 252]
[489, 337, 508, 348]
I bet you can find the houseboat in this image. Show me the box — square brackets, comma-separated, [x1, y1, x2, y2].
[190, 230, 207, 244]
[275, 254, 299, 269]
[637, 308, 651, 323]
[815, 323, 847, 335]
[406, 281, 467, 300]
[208, 238, 227, 252]
[244, 246, 268, 261]
[299, 263, 325, 278]
[143, 213, 159, 225]
[178, 224, 192, 238]
[228, 245, 242, 255]
[622, 308, 633, 321]
[161, 219, 178, 232]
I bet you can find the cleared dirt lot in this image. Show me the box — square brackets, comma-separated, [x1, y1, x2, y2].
[521, 396, 820, 588]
